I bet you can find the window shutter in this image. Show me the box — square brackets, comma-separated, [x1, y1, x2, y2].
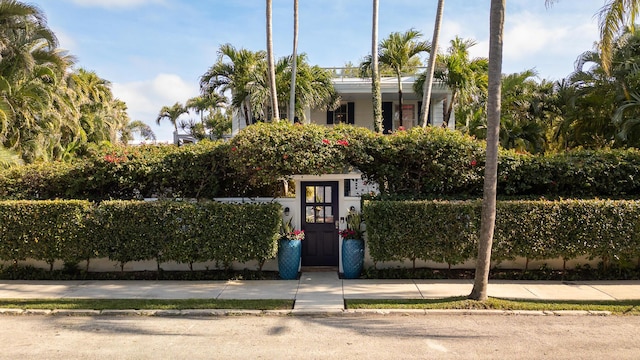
[326, 110, 334, 124]
[347, 102, 355, 124]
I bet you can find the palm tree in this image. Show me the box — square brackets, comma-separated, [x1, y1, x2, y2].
[186, 93, 226, 124]
[499, 70, 553, 154]
[597, 0, 640, 74]
[419, 0, 445, 128]
[120, 120, 156, 143]
[361, 29, 429, 126]
[546, 0, 640, 74]
[200, 44, 266, 127]
[156, 102, 187, 133]
[371, 0, 383, 133]
[380, 29, 429, 126]
[469, 0, 505, 301]
[275, 53, 339, 122]
[289, 0, 298, 122]
[0, 0, 57, 66]
[0, 145, 22, 168]
[414, 37, 488, 128]
[266, 0, 279, 121]
[555, 27, 640, 149]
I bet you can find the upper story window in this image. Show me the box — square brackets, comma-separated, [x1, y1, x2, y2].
[326, 102, 354, 125]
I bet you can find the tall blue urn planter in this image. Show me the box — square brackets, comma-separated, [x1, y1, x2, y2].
[278, 238, 301, 280]
[342, 239, 364, 279]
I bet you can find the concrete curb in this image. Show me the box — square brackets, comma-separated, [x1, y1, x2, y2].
[0, 307, 615, 317]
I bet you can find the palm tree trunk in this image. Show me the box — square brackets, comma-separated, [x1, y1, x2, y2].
[371, 0, 383, 133]
[266, 0, 280, 121]
[420, 0, 445, 128]
[469, 0, 505, 301]
[289, 0, 298, 123]
[397, 74, 404, 127]
[444, 90, 457, 127]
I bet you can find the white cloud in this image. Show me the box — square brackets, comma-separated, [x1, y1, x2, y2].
[112, 73, 199, 142]
[67, 0, 165, 9]
[503, 12, 561, 60]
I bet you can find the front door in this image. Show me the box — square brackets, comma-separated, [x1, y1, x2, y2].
[301, 182, 339, 266]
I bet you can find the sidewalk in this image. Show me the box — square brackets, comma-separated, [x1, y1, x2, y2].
[1, 273, 640, 313]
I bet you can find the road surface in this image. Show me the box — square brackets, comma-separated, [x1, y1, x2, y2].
[2, 314, 639, 359]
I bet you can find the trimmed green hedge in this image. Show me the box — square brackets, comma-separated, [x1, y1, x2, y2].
[363, 199, 640, 269]
[0, 200, 93, 270]
[498, 149, 640, 197]
[0, 200, 281, 271]
[0, 142, 232, 200]
[4, 124, 640, 199]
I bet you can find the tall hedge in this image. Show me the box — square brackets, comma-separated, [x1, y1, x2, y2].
[0, 200, 281, 271]
[363, 199, 640, 268]
[0, 200, 93, 269]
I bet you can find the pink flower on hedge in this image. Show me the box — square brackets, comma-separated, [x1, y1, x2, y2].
[231, 147, 237, 151]
[398, 126, 406, 131]
[322, 139, 331, 145]
[104, 153, 124, 164]
[336, 139, 349, 146]
[470, 160, 477, 167]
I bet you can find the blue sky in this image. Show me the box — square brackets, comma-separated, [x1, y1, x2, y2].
[36, 0, 606, 141]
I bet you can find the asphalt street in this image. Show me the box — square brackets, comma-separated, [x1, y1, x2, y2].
[3, 315, 639, 359]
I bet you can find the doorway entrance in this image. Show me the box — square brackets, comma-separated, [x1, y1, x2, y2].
[301, 181, 339, 266]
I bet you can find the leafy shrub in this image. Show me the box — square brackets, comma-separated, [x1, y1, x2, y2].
[0, 200, 92, 269]
[4, 125, 640, 199]
[228, 121, 349, 195]
[348, 127, 485, 196]
[364, 199, 640, 269]
[363, 200, 479, 268]
[498, 148, 640, 197]
[0, 200, 281, 271]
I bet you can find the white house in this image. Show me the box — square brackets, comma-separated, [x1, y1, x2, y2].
[232, 72, 454, 135]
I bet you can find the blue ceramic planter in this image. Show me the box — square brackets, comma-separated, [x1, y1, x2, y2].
[278, 238, 301, 280]
[342, 238, 364, 279]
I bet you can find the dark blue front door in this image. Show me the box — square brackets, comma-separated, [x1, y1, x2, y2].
[301, 182, 339, 266]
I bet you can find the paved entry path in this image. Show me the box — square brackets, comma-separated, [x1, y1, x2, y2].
[293, 272, 343, 313]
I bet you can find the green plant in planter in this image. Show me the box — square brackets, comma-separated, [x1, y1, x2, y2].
[340, 209, 365, 240]
[280, 218, 305, 240]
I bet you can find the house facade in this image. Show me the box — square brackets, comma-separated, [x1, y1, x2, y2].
[309, 75, 453, 133]
[231, 73, 454, 135]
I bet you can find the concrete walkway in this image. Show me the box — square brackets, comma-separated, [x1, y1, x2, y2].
[1, 275, 640, 310]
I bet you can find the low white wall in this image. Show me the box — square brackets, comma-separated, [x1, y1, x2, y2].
[363, 253, 600, 271]
[1, 258, 280, 272]
[2, 254, 599, 273]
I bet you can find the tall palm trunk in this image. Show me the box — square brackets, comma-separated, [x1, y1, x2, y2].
[444, 89, 457, 126]
[266, 0, 280, 121]
[371, 0, 383, 133]
[420, 0, 445, 128]
[289, 0, 298, 123]
[397, 74, 404, 127]
[469, 0, 505, 301]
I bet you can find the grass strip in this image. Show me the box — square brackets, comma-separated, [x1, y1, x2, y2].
[347, 297, 640, 315]
[0, 298, 293, 310]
